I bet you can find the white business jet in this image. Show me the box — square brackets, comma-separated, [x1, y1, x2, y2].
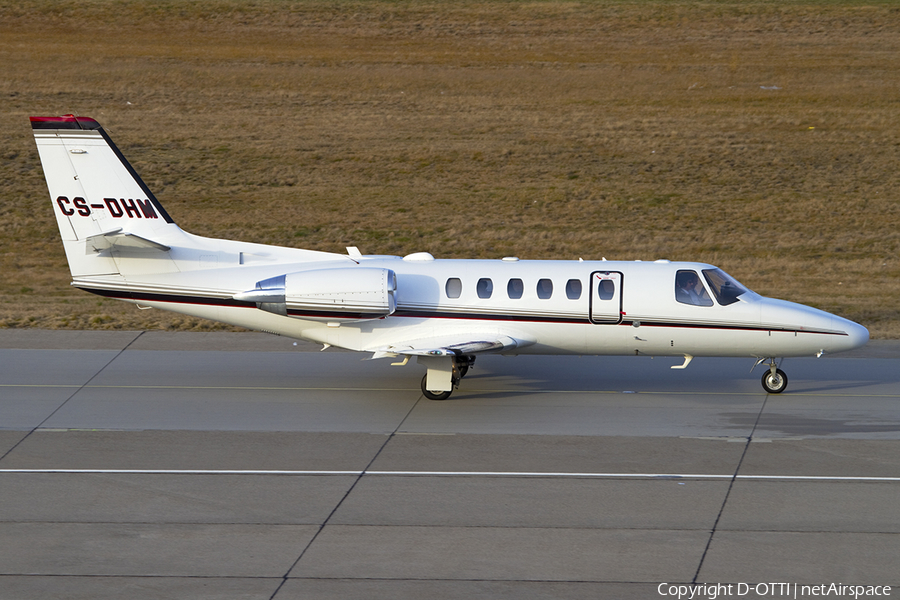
[31, 115, 868, 399]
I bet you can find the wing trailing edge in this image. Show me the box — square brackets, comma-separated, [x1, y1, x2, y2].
[369, 334, 533, 360]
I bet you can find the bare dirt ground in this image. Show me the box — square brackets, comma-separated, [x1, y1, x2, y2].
[2, 1, 898, 336]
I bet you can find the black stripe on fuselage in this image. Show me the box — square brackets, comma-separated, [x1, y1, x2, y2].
[78, 287, 386, 321]
[76, 286, 847, 336]
[392, 308, 586, 324]
[399, 309, 846, 335]
[81, 286, 253, 308]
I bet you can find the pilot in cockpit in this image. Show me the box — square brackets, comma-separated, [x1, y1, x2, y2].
[675, 270, 713, 306]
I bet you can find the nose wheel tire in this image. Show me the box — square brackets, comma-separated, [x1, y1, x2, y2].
[761, 368, 788, 394]
[421, 375, 452, 401]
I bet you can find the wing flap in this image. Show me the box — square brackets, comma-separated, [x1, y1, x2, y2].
[369, 333, 532, 360]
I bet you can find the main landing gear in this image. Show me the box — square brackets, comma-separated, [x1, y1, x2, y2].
[758, 358, 788, 394]
[421, 355, 475, 401]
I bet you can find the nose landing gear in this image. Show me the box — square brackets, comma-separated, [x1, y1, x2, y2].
[758, 358, 788, 394]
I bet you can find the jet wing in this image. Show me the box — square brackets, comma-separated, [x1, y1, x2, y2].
[369, 333, 533, 360]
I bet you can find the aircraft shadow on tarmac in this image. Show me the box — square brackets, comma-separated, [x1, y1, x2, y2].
[723, 412, 900, 437]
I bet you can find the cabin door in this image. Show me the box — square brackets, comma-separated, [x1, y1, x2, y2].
[589, 271, 623, 324]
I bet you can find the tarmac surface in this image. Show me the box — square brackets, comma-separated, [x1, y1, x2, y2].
[1, 330, 899, 599]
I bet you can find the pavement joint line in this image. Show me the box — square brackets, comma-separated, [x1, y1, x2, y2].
[0, 331, 145, 464]
[2, 469, 900, 481]
[692, 360, 778, 584]
[268, 388, 425, 600]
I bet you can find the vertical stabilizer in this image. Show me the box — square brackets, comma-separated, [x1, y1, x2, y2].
[31, 115, 179, 278]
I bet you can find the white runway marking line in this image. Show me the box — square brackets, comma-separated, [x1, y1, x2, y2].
[1, 469, 900, 482]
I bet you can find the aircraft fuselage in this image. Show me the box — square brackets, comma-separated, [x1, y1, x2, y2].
[31, 114, 869, 398]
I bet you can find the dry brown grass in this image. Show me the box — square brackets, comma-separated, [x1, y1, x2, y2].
[2, 0, 899, 336]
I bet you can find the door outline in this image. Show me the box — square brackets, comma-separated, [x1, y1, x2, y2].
[589, 271, 623, 324]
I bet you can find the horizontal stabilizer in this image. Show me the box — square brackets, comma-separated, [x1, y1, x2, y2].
[86, 229, 171, 252]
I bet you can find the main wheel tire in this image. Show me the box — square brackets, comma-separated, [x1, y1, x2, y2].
[761, 368, 788, 394]
[421, 374, 452, 401]
[456, 355, 475, 379]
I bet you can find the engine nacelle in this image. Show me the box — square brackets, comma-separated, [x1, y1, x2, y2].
[233, 267, 397, 322]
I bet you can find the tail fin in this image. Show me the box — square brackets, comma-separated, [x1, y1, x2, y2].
[31, 115, 178, 278]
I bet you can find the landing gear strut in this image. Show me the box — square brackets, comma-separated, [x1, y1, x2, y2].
[759, 359, 788, 394]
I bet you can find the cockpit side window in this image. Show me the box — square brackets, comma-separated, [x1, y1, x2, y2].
[675, 270, 713, 306]
[702, 268, 748, 306]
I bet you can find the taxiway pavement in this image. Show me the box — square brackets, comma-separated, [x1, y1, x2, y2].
[1, 330, 898, 599]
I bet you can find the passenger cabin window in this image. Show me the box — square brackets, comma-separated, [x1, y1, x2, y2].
[507, 278, 524, 299]
[446, 278, 462, 299]
[566, 279, 582, 300]
[477, 278, 493, 299]
[597, 279, 615, 300]
[537, 278, 553, 299]
[675, 270, 713, 306]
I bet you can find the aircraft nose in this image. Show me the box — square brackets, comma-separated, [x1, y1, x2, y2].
[832, 316, 869, 352]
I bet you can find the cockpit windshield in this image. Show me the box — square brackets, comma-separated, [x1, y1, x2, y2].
[701, 268, 749, 306]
